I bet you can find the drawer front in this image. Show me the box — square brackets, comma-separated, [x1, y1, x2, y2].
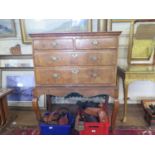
[33, 39, 73, 49]
[36, 68, 72, 85]
[75, 37, 117, 49]
[35, 67, 116, 85]
[34, 50, 117, 67]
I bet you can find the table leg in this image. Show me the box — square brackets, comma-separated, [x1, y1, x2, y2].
[32, 97, 41, 121]
[0, 89, 13, 128]
[122, 82, 129, 122]
[46, 95, 52, 111]
[111, 99, 119, 132]
[0, 99, 3, 126]
[0, 115, 1, 126]
[2, 96, 9, 122]
[0, 98, 5, 126]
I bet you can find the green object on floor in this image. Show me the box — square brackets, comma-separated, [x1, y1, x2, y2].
[75, 121, 84, 131]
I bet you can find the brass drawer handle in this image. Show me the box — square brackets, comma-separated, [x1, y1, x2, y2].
[91, 73, 97, 78]
[89, 56, 97, 61]
[91, 40, 98, 45]
[71, 53, 78, 58]
[51, 56, 60, 61]
[71, 68, 79, 74]
[51, 41, 57, 47]
[52, 73, 60, 79]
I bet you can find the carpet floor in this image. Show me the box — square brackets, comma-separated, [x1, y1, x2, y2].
[1, 104, 154, 135]
[1, 124, 155, 135]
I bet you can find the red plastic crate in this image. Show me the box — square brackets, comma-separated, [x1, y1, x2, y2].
[79, 121, 110, 135]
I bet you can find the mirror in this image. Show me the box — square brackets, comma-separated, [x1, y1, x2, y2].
[128, 20, 155, 65]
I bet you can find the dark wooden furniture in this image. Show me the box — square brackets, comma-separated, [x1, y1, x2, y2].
[142, 100, 155, 126]
[31, 32, 121, 132]
[0, 88, 12, 127]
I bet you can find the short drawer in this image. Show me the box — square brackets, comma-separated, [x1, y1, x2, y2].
[34, 50, 117, 66]
[35, 66, 116, 86]
[33, 39, 73, 50]
[75, 37, 118, 49]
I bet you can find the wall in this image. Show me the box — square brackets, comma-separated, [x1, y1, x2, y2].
[0, 20, 32, 54]
[0, 19, 34, 107]
[0, 19, 155, 107]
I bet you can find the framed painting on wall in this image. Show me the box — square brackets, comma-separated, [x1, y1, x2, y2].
[2, 70, 34, 102]
[2, 71, 36, 107]
[128, 19, 155, 65]
[111, 19, 135, 64]
[0, 59, 33, 67]
[0, 19, 16, 37]
[2, 70, 45, 107]
[112, 19, 134, 35]
[20, 19, 92, 44]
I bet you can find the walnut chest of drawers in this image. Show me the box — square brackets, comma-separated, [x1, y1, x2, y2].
[31, 32, 121, 132]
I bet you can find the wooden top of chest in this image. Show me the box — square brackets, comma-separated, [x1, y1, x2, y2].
[30, 32, 121, 38]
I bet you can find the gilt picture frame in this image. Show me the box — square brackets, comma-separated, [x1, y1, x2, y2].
[0, 19, 16, 37]
[129, 19, 155, 65]
[20, 19, 92, 44]
[111, 19, 135, 64]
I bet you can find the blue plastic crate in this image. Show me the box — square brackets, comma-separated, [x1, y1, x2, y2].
[39, 112, 74, 135]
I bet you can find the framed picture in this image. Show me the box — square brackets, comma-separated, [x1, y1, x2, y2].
[20, 19, 92, 44]
[0, 59, 33, 67]
[0, 19, 16, 37]
[1, 71, 38, 107]
[112, 19, 134, 35]
[111, 19, 135, 64]
[129, 19, 155, 64]
[2, 70, 34, 102]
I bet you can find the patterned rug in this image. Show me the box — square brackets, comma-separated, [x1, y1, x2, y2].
[112, 125, 155, 135]
[0, 124, 40, 135]
[113, 129, 155, 135]
[1, 125, 155, 135]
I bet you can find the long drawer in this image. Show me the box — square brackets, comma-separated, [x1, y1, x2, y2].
[35, 66, 116, 86]
[34, 50, 117, 66]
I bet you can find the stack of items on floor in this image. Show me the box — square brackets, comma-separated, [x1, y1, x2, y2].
[39, 94, 110, 135]
[40, 108, 74, 135]
[75, 99, 109, 135]
[142, 100, 155, 126]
